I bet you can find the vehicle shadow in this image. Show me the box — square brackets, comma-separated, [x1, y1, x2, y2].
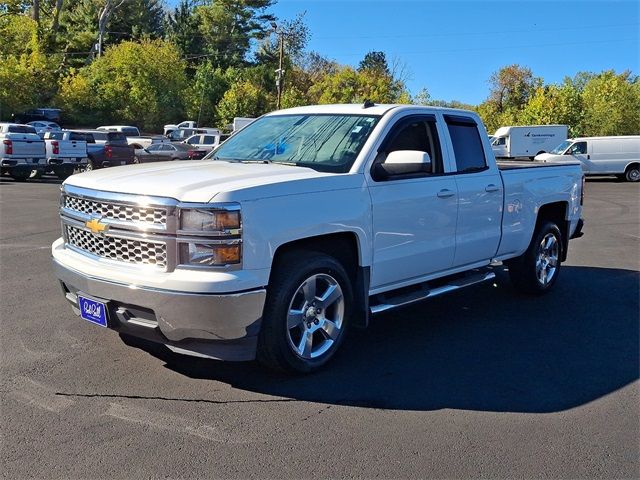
[122, 265, 639, 413]
[0, 176, 63, 185]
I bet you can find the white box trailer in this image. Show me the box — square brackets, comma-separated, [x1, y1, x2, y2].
[492, 125, 568, 159]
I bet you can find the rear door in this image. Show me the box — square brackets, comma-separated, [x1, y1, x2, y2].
[368, 114, 458, 289]
[443, 114, 503, 267]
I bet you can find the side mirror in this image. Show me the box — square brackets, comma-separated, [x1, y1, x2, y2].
[373, 150, 432, 180]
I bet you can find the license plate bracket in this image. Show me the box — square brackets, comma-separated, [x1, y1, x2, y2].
[77, 294, 109, 327]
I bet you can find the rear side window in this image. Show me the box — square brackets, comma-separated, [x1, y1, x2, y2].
[121, 127, 139, 136]
[8, 125, 37, 134]
[203, 135, 215, 144]
[107, 132, 127, 142]
[69, 132, 86, 141]
[445, 116, 487, 173]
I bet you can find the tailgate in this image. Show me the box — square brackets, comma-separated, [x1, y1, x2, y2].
[59, 141, 87, 158]
[9, 138, 45, 157]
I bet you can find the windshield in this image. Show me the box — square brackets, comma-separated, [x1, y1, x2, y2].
[550, 140, 572, 154]
[206, 114, 380, 173]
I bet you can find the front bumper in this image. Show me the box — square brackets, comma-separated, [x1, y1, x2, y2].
[53, 259, 267, 361]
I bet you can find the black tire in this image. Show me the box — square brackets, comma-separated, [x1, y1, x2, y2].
[29, 169, 43, 179]
[10, 169, 30, 182]
[257, 250, 353, 374]
[508, 221, 563, 295]
[54, 166, 74, 180]
[624, 164, 639, 182]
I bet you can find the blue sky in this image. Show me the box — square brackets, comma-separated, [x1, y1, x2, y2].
[265, 0, 639, 104]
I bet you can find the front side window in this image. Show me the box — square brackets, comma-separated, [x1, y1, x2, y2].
[209, 114, 380, 173]
[446, 117, 487, 173]
[383, 118, 443, 174]
[570, 142, 587, 155]
[493, 137, 506, 146]
[550, 140, 572, 154]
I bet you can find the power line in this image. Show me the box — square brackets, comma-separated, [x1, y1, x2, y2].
[313, 23, 640, 40]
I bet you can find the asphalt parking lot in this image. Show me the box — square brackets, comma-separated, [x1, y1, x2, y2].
[1, 175, 638, 479]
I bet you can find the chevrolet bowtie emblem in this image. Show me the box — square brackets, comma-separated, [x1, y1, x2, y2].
[85, 218, 108, 235]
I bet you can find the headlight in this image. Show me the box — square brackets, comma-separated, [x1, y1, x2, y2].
[180, 207, 240, 233]
[179, 243, 241, 266]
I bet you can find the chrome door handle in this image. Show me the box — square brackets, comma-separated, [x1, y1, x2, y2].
[485, 184, 500, 192]
[437, 189, 455, 198]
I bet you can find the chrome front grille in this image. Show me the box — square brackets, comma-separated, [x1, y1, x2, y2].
[66, 225, 167, 269]
[64, 195, 167, 227]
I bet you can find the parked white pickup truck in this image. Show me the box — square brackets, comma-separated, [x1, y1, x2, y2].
[43, 130, 89, 179]
[52, 104, 585, 373]
[0, 123, 47, 181]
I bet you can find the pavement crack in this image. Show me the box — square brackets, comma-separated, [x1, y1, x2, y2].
[55, 391, 297, 405]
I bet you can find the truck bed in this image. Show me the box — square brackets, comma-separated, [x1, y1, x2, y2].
[497, 160, 579, 170]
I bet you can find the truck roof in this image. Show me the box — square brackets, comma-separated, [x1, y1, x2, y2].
[266, 103, 482, 118]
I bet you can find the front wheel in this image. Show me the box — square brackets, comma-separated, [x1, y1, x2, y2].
[257, 251, 353, 373]
[508, 221, 562, 294]
[85, 159, 95, 171]
[624, 164, 639, 182]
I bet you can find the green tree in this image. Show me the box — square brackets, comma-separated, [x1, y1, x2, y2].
[166, 0, 204, 59]
[488, 64, 541, 113]
[57, 39, 187, 130]
[520, 80, 583, 136]
[197, 0, 275, 69]
[184, 62, 231, 126]
[216, 79, 271, 126]
[580, 70, 640, 136]
[308, 64, 408, 105]
[358, 51, 390, 77]
[0, 15, 61, 119]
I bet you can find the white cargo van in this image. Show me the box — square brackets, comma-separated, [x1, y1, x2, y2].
[492, 125, 568, 159]
[535, 136, 640, 182]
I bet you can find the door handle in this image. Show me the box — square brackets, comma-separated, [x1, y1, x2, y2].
[437, 189, 455, 198]
[485, 184, 500, 193]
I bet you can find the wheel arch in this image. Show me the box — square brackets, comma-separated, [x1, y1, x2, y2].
[270, 232, 370, 328]
[536, 201, 569, 261]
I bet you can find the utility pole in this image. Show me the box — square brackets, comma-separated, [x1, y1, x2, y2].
[272, 22, 285, 110]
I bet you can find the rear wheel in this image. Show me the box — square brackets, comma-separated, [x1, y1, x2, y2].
[10, 169, 30, 182]
[54, 166, 74, 180]
[257, 251, 353, 373]
[508, 221, 562, 294]
[624, 164, 639, 182]
[133, 156, 140, 164]
[85, 159, 95, 171]
[29, 169, 43, 179]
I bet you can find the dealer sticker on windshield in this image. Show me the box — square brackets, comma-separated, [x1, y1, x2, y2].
[77, 294, 108, 327]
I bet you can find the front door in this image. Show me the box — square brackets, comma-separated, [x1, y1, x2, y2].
[369, 116, 458, 289]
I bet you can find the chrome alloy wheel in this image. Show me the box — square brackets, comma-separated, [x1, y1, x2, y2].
[286, 273, 345, 360]
[536, 233, 559, 286]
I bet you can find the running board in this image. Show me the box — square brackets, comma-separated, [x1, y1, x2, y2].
[370, 270, 496, 314]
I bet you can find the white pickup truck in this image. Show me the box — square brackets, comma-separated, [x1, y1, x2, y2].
[43, 130, 89, 179]
[0, 123, 47, 181]
[52, 104, 585, 373]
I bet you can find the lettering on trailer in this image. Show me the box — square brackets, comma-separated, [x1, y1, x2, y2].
[524, 132, 557, 138]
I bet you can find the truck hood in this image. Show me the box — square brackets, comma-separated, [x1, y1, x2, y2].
[64, 160, 333, 203]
